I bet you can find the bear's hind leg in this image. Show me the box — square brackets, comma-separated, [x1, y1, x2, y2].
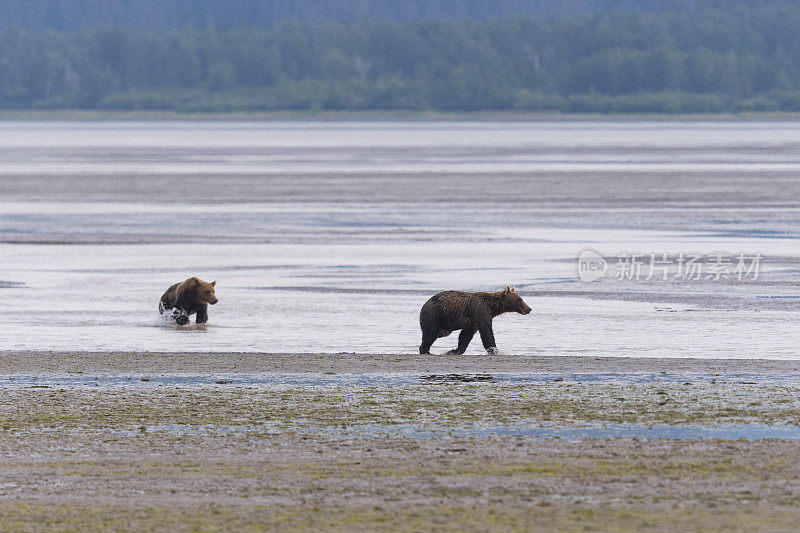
[419, 337, 435, 354]
[419, 328, 437, 354]
[170, 307, 189, 326]
[477, 320, 497, 351]
[446, 326, 476, 355]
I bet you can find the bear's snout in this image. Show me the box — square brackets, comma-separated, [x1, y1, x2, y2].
[208, 295, 218, 305]
[519, 304, 532, 315]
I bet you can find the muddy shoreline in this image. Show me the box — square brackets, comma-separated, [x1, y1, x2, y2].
[4, 437, 800, 531]
[3, 352, 800, 530]
[4, 351, 800, 374]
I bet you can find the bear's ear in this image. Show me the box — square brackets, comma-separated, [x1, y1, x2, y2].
[211, 281, 216, 287]
[511, 286, 516, 293]
[504, 285, 511, 294]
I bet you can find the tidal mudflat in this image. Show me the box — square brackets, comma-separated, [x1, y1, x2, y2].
[2, 353, 800, 531]
[4, 120, 800, 530]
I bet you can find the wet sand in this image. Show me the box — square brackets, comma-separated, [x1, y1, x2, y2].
[4, 350, 800, 374]
[4, 438, 800, 531]
[3, 352, 800, 531]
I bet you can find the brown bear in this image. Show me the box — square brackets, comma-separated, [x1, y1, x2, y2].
[419, 286, 531, 355]
[159, 277, 218, 325]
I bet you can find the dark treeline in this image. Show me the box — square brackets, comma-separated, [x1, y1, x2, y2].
[0, 0, 669, 31]
[4, 2, 800, 113]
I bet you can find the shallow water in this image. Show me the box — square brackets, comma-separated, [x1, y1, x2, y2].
[2, 120, 800, 356]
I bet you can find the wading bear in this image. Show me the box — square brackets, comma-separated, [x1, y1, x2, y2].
[159, 277, 218, 325]
[419, 286, 531, 355]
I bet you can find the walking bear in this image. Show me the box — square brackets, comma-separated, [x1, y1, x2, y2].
[419, 286, 531, 355]
[159, 277, 218, 325]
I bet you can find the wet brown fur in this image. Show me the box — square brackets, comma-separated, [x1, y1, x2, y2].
[419, 286, 532, 354]
[159, 277, 218, 325]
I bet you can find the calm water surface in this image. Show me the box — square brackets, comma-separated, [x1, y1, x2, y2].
[2, 120, 800, 356]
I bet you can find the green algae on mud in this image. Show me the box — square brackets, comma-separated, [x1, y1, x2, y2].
[4, 355, 800, 531]
[3, 382, 800, 431]
[5, 502, 800, 532]
[4, 438, 800, 532]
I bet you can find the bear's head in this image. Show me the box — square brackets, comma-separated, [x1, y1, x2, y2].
[186, 277, 218, 305]
[500, 285, 531, 315]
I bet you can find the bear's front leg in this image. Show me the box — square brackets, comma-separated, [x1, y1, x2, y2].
[196, 304, 209, 324]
